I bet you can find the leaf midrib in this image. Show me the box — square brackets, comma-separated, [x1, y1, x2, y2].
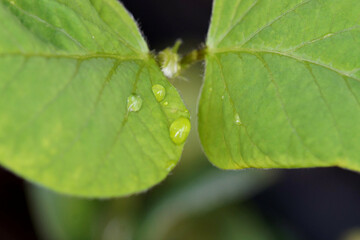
[2, 0, 145, 54]
[208, 47, 360, 82]
[207, 46, 360, 165]
[213, 0, 312, 47]
[0, 51, 148, 61]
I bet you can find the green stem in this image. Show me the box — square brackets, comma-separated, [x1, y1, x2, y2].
[180, 46, 207, 70]
[172, 39, 183, 53]
[155, 41, 206, 78]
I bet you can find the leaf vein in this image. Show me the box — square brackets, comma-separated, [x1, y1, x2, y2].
[0, 52, 146, 61]
[6, 1, 87, 51]
[305, 63, 345, 155]
[216, 0, 259, 46]
[240, 0, 312, 47]
[211, 48, 360, 82]
[256, 54, 323, 161]
[214, 54, 276, 166]
[342, 76, 360, 109]
[287, 26, 360, 52]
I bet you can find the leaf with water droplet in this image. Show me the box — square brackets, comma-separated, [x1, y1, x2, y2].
[200, 0, 360, 171]
[0, 0, 189, 197]
[170, 117, 191, 145]
[165, 161, 177, 171]
[234, 113, 241, 126]
[152, 84, 166, 102]
[127, 94, 142, 112]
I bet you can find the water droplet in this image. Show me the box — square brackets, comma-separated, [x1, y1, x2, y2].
[221, 95, 225, 100]
[166, 161, 177, 171]
[169, 117, 191, 145]
[162, 101, 169, 106]
[152, 84, 166, 102]
[234, 113, 242, 125]
[127, 94, 142, 112]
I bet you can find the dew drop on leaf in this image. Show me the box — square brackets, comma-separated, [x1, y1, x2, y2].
[162, 101, 169, 106]
[166, 161, 177, 171]
[169, 117, 191, 145]
[127, 94, 142, 112]
[234, 113, 242, 126]
[152, 84, 166, 102]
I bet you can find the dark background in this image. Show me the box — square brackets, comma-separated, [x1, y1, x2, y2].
[1, 0, 360, 239]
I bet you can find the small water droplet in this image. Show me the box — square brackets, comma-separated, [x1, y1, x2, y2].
[234, 113, 242, 125]
[162, 101, 169, 106]
[166, 161, 177, 171]
[127, 94, 142, 112]
[152, 84, 166, 102]
[221, 95, 224, 100]
[91, 35, 95, 39]
[169, 117, 191, 145]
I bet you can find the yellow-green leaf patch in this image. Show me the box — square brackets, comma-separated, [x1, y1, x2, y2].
[199, 0, 360, 171]
[0, 0, 190, 197]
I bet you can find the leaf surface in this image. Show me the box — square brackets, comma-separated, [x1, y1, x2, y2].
[200, 0, 360, 170]
[0, 0, 189, 197]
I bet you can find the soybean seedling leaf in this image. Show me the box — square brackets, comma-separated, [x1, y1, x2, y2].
[199, 0, 360, 171]
[0, 0, 190, 197]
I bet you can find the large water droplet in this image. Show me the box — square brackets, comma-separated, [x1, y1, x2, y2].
[234, 113, 242, 125]
[152, 84, 166, 102]
[127, 94, 142, 112]
[169, 117, 191, 145]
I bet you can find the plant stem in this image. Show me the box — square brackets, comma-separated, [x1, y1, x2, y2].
[180, 46, 206, 70]
[172, 39, 183, 53]
[155, 41, 206, 78]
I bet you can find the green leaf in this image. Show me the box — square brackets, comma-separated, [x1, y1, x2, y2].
[199, 0, 360, 170]
[0, 0, 190, 197]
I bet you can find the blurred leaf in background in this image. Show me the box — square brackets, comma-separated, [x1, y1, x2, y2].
[342, 229, 360, 240]
[27, 169, 282, 240]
